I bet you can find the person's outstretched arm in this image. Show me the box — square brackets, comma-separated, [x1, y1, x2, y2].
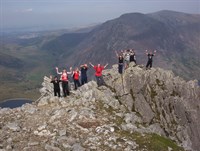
[145, 50, 149, 55]
[67, 67, 73, 74]
[104, 63, 108, 68]
[154, 50, 157, 56]
[50, 75, 54, 83]
[115, 50, 119, 57]
[89, 62, 94, 67]
[55, 67, 62, 74]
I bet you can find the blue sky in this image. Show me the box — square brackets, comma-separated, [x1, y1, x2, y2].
[1, 0, 200, 31]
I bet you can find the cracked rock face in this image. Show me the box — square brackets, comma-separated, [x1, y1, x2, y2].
[103, 62, 200, 151]
[0, 64, 199, 151]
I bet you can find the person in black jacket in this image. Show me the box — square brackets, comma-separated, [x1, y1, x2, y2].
[145, 50, 156, 70]
[130, 49, 136, 64]
[50, 75, 61, 97]
[115, 50, 124, 74]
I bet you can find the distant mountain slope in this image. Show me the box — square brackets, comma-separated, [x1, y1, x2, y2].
[0, 25, 97, 101]
[42, 33, 89, 55]
[43, 10, 200, 80]
[0, 52, 24, 69]
[0, 10, 199, 101]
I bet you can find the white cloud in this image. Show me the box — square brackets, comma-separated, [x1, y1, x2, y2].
[17, 8, 33, 13]
[24, 8, 33, 12]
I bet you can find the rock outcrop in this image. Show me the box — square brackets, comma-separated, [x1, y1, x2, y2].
[103, 63, 200, 151]
[0, 63, 199, 151]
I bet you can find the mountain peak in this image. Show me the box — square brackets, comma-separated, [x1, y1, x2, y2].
[151, 10, 189, 15]
[1, 63, 199, 150]
[119, 12, 145, 18]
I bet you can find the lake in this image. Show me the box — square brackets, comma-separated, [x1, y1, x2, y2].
[0, 98, 33, 109]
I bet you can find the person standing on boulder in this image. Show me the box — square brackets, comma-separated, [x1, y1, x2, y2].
[145, 50, 156, 70]
[115, 50, 124, 74]
[130, 49, 137, 65]
[56, 67, 72, 97]
[89, 62, 108, 87]
[124, 49, 130, 69]
[50, 75, 61, 97]
[80, 64, 88, 85]
[72, 67, 81, 90]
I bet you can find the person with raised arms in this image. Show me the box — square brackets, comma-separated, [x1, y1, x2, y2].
[123, 49, 131, 69]
[50, 75, 61, 97]
[80, 64, 88, 85]
[130, 49, 137, 65]
[72, 67, 81, 90]
[56, 67, 72, 97]
[89, 62, 108, 87]
[115, 50, 124, 74]
[145, 50, 156, 70]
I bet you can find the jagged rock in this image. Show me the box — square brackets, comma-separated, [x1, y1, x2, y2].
[6, 122, 20, 132]
[134, 93, 155, 124]
[0, 144, 3, 149]
[45, 144, 62, 151]
[147, 123, 166, 136]
[72, 143, 85, 151]
[0, 65, 199, 151]
[49, 109, 66, 122]
[37, 96, 49, 106]
[22, 104, 37, 114]
[124, 112, 142, 124]
[62, 143, 71, 149]
[103, 64, 200, 151]
[68, 109, 78, 122]
[6, 145, 12, 150]
[37, 124, 47, 131]
[28, 142, 39, 146]
[58, 129, 66, 136]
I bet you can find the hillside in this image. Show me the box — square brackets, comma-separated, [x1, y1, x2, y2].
[0, 43, 56, 101]
[43, 10, 200, 80]
[0, 25, 99, 101]
[0, 10, 199, 102]
[0, 64, 199, 151]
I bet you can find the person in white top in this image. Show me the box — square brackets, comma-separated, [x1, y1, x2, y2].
[123, 49, 130, 69]
[56, 67, 72, 97]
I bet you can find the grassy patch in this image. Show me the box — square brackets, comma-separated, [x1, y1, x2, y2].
[118, 131, 184, 151]
[0, 82, 40, 102]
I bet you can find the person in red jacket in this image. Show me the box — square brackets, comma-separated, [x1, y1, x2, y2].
[72, 67, 81, 90]
[89, 62, 108, 87]
[56, 67, 72, 97]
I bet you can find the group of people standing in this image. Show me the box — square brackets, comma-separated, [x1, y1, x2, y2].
[115, 49, 137, 74]
[115, 49, 156, 74]
[50, 49, 156, 97]
[50, 63, 108, 97]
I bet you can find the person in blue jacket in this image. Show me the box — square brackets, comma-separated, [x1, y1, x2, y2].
[80, 64, 88, 85]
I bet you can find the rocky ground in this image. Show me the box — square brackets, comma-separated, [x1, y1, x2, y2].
[0, 63, 199, 151]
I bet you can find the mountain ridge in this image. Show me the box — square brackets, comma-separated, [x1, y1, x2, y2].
[42, 10, 200, 80]
[0, 63, 199, 150]
[0, 10, 199, 102]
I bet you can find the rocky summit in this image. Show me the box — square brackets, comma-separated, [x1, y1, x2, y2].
[0, 63, 199, 151]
